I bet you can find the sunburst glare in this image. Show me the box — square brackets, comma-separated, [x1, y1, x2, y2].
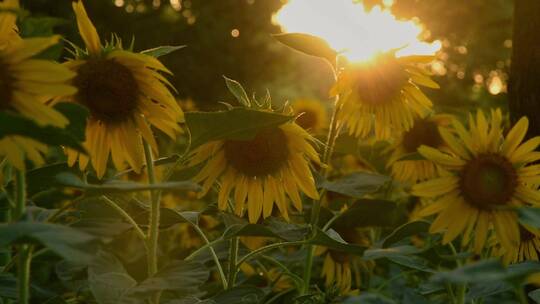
[273, 0, 441, 62]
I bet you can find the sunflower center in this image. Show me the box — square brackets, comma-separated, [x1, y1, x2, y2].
[402, 119, 443, 152]
[223, 127, 289, 177]
[354, 57, 408, 105]
[296, 109, 318, 130]
[73, 58, 139, 123]
[460, 153, 517, 210]
[0, 58, 13, 110]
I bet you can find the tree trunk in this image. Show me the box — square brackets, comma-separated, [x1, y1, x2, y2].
[508, 0, 540, 138]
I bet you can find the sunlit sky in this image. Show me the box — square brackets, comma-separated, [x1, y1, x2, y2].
[273, 0, 441, 62]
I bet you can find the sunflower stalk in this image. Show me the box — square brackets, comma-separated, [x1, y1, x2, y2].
[301, 90, 342, 296]
[227, 237, 239, 288]
[143, 141, 161, 303]
[448, 242, 466, 304]
[187, 220, 228, 289]
[235, 240, 307, 273]
[13, 169, 31, 304]
[514, 285, 529, 304]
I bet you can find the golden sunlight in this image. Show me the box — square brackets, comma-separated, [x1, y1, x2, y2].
[273, 0, 441, 62]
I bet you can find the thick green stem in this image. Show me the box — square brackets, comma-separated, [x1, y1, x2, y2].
[17, 245, 32, 304]
[14, 170, 26, 220]
[143, 141, 160, 304]
[227, 237, 239, 288]
[515, 285, 529, 304]
[448, 242, 465, 304]
[14, 169, 30, 304]
[301, 94, 341, 295]
[144, 141, 159, 277]
[0, 194, 11, 266]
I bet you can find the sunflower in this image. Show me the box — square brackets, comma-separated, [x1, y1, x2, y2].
[189, 120, 320, 223]
[412, 108, 540, 253]
[492, 225, 540, 264]
[317, 227, 371, 295]
[240, 263, 294, 292]
[331, 52, 437, 140]
[0, 0, 76, 172]
[291, 99, 328, 132]
[387, 115, 453, 183]
[64, 1, 183, 178]
[320, 249, 355, 295]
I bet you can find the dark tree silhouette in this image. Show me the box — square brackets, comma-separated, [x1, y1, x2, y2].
[509, 0, 540, 137]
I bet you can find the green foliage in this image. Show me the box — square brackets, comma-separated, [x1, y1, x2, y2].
[518, 207, 540, 228]
[223, 76, 252, 107]
[185, 107, 293, 149]
[0, 103, 88, 152]
[272, 33, 338, 67]
[222, 214, 309, 241]
[141, 45, 186, 58]
[212, 287, 265, 304]
[88, 251, 209, 304]
[2, 1, 538, 304]
[55, 172, 200, 194]
[319, 173, 391, 199]
[0, 222, 95, 263]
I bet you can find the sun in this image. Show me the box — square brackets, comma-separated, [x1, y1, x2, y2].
[273, 0, 441, 62]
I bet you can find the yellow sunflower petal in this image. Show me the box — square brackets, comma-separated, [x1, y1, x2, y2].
[502, 117, 528, 157]
[72, 0, 101, 55]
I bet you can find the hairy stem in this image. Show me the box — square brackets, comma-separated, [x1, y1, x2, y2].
[14, 170, 26, 220]
[143, 141, 160, 304]
[227, 237, 239, 288]
[236, 240, 306, 278]
[101, 196, 147, 245]
[14, 169, 31, 304]
[301, 93, 341, 295]
[17, 245, 32, 304]
[190, 223, 228, 289]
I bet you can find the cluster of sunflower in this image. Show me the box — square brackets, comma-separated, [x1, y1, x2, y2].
[2, 0, 540, 303]
[331, 50, 540, 279]
[279, 50, 540, 294]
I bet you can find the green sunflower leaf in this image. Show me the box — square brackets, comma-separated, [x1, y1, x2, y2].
[466, 281, 513, 302]
[272, 33, 337, 67]
[212, 286, 265, 304]
[54, 172, 200, 195]
[132, 208, 202, 228]
[430, 259, 540, 285]
[88, 251, 209, 303]
[331, 199, 404, 229]
[382, 221, 431, 248]
[185, 107, 293, 149]
[25, 163, 82, 196]
[222, 213, 309, 241]
[343, 293, 396, 304]
[141, 45, 186, 58]
[309, 228, 366, 256]
[529, 289, 540, 302]
[0, 221, 96, 264]
[223, 76, 251, 107]
[517, 207, 540, 228]
[320, 173, 391, 199]
[0, 102, 88, 152]
[165, 297, 216, 304]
